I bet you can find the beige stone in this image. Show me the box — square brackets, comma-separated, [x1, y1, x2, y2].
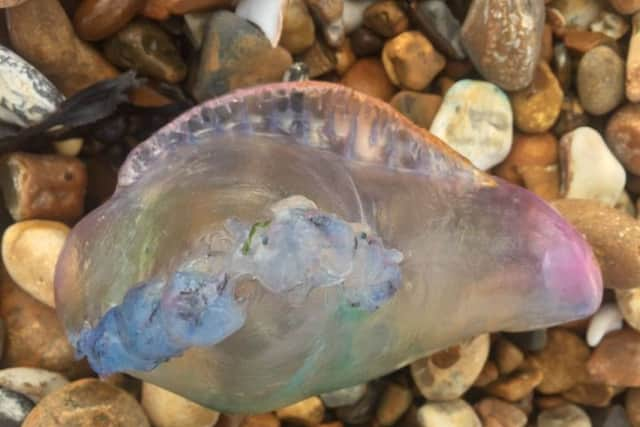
[276, 396, 325, 427]
[532, 329, 590, 394]
[142, 382, 219, 427]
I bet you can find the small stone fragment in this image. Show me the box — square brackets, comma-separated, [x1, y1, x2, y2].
[474, 360, 500, 387]
[430, 79, 513, 170]
[606, 103, 640, 175]
[591, 405, 632, 427]
[376, 382, 412, 426]
[587, 303, 624, 347]
[625, 388, 640, 427]
[306, 0, 344, 46]
[559, 127, 626, 206]
[280, 0, 315, 54]
[493, 133, 558, 185]
[2, 220, 69, 308]
[590, 11, 629, 39]
[609, 0, 640, 14]
[350, 27, 383, 56]
[554, 95, 590, 137]
[577, 45, 625, 115]
[73, 0, 145, 41]
[276, 396, 325, 427]
[142, 0, 234, 20]
[460, 0, 545, 90]
[240, 414, 281, 427]
[363, 0, 408, 37]
[627, 13, 640, 102]
[301, 39, 336, 78]
[537, 404, 591, 427]
[141, 382, 219, 427]
[408, 0, 465, 60]
[0, 153, 88, 222]
[103, 19, 187, 84]
[340, 57, 396, 101]
[0, 368, 68, 402]
[510, 62, 564, 133]
[0, 386, 34, 427]
[321, 383, 367, 408]
[53, 138, 83, 157]
[474, 397, 527, 427]
[563, 382, 620, 407]
[390, 91, 442, 129]
[191, 11, 292, 101]
[22, 379, 150, 427]
[588, 329, 640, 386]
[495, 337, 525, 375]
[617, 288, 640, 332]
[486, 358, 544, 402]
[381, 31, 445, 91]
[411, 334, 489, 401]
[417, 399, 481, 427]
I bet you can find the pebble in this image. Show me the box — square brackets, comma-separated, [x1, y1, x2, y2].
[537, 404, 591, 427]
[408, 0, 465, 60]
[276, 396, 325, 427]
[493, 133, 558, 186]
[2, 220, 69, 308]
[240, 414, 281, 427]
[53, 138, 84, 157]
[460, 0, 545, 91]
[625, 388, 640, 427]
[191, 11, 292, 101]
[280, 0, 315, 54]
[0, 152, 88, 222]
[343, 0, 374, 33]
[0, 45, 64, 128]
[236, 0, 287, 48]
[628, 13, 640, 102]
[609, 0, 640, 14]
[606, 104, 640, 175]
[554, 95, 590, 137]
[302, 39, 336, 78]
[363, 0, 408, 38]
[320, 383, 367, 408]
[587, 303, 624, 347]
[340, 58, 396, 101]
[559, 126, 626, 207]
[521, 163, 559, 199]
[417, 399, 481, 427]
[0, 368, 68, 402]
[563, 29, 615, 54]
[306, 0, 344, 46]
[6, 0, 118, 96]
[563, 382, 621, 407]
[430, 79, 513, 170]
[536, 396, 572, 411]
[143, 0, 233, 20]
[73, 0, 145, 41]
[510, 62, 564, 134]
[411, 334, 489, 400]
[504, 330, 549, 352]
[474, 360, 500, 387]
[0, 386, 34, 427]
[474, 397, 527, 427]
[591, 405, 633, 427]
[141, 382, 219, 427]
[381, 31, 445, 91]
[376, 382, 412, 426]
[495, 337, 525, 375]
[390, 91, 442, 130]
[485, 358, 544, 402]
[617, 288, 640, 332]
[577, 46, 625, 115]
[22, 378, 150, 427]
[350, 27, 382, 56]
[103, 374, 141, 399]
[335, 39, 356, 75]
[588, 329, 640, 386]
[551, 199, 640, 289]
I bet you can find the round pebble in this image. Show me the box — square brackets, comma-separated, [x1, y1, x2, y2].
[417, 399, 481, 427]
[350, 27, 382, 56]
[1, 220, 70, 308]
[0, 386, 34, 427]
[537, 404, 591, 427]
[142, 382, 219, 427]
[577, 45, 625, 115]
[0, 368, 68, 402]
[606, 103, 640, 175]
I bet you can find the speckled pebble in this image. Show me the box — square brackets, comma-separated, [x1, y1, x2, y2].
[577, 46, 625, 115]
[0, 368, 68, 402]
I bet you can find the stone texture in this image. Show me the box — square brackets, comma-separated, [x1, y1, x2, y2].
[301, 39, 336, 78]
[554, 95, 589, 137]
[520, 165, 561, 200]
[0, 368, 68, 402]
[628, 13, 640, 102]
[551, 199, 640, 289]
[563, 29, 615, 53]
[411, 334, 489, 401]
[335, 39, 356, 75]
[510, 62, 563, 133]
[617, 288, 640, 332]
[363, 0, 408, 37]
[390, 91, 442, 130]
[306, 0, 344, 46]
[609, 0, 640, 14]
[587, 329, 640, 386]
[407, 0, 465, 59]
[417, 399, 481, 427]
[0, 386, 34, 427]
[537, 404, 591, 427]
[493, 133, 558, 185]
[276, 396, 325, 427]
[590, 11, 630, 39]
[460, 0, 545, 90]
[376, 382, 412, 426]
[340, 58, 396, 101]
[143, 0, 234, 20]
[577, 46, 625, 115]
[485, 358, 544, 402]
[587, 303, 624, 347]
[335, 382, 380, 425]
[548, 0, 603, 32]
[350, 27, 382, 56]
[495, 337, 525, 375]
[606, 103, 640, 175]
[73, 0, 145, 41]
[280, 0, 315, 54]
[563, 382, 620, 407]
[474, 360, 500, 387]
[141, 382, 219, 427]
[22, 379, 150, 427]
[474, 397, 527, 427]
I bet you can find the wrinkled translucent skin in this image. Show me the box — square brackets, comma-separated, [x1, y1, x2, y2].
[55, 82, 602, 412]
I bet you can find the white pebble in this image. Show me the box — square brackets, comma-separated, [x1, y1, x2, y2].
[586, 303, 623, 347]
[235, 0, 286, 47]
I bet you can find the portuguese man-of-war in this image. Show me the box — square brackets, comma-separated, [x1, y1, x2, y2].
[54, 82, 603, 413]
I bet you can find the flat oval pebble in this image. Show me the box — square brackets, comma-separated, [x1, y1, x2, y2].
[430, 79, 513, 170]
[0, 45, 63, 127]
[411, 334, 489, 401]
[606, 103, 640, 175]
[142, 382, 219, 427]
[363, 0, 408, 38]
[408, 0, 465, 60]
[22, 378, 149, 427]
[73, 0, 145, 41]
[417, 399, 481, 427]
[2, 220, 69, 308]
[537, 404, 591, 427]
[552, 199, 640, 290]
[577, 46, 625, 115]
[0, 368, 68, 402]
[0, 386, 34, 427]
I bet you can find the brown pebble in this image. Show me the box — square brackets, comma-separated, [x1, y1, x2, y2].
[22, 378, 150, 427]
[0, 152, 87, 223]
[609, 0, 640, 14]
[73, 0, 145, 41]
[541, 24, 553, 62]
[381, 31, 445, 91]
[390, 91, 442, 129]
[142, 382, 219, 427]
[143, 0, 233, 20]
[302, 39, 336, 78]
[493, 133, 558, 185]
[553, 95, 589, 137]
[606, 103, 640, 175]
[350, 27, 383, 57]
[276, 396, 325, 427]
[280, 0, 315, 55]
[536, 395, 570, 410]
[495, 338, 524, 375]
[376, 383, 412, 426]
[240, 414, 281, 427]
[335, 39, 356, 75]
[340, 58, 396, 101]
[562, 382, 621, 407]
[587, 328, 640, 386]
[306, 0, 342, 23]
[626, 388, 640, 427]
[6, 0, 118, 96]
[0, 0, 28, 7]
[577, 45, 625, 115]
[363, 0, 409, 38]
[628, 13, 640, 102]
[551, 199, 640, 289]
[436, 76, 456, 96]
[510, 62, 564, 133]
[518, 164, 561, 201]
[444, 60, 473, 79]
[474, 397, 528, 427]
[485, 358, 544, 402]
[474, 360, 500, 387]
[563, 29, 615, 53]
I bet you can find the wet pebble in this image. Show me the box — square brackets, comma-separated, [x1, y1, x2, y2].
[340, 58, 396, 101]
[417, 399, 481, 427]
[493, 133, 558, 186]
[474, 397, 527, 427]
[363, 0, 408, 38]
[280, 0, 315, 55]
[320, 383, 367, 408]
[588, 329, 640, 387]
[587, 303, 624, 347]
[0, 368, 68, 402]
[577, 46, 625, 115]
[537, 404, 591, 427]
[73, 0, 145, 41]
[628, 13, 640, 102]
[430, 79, 513, 170]
[606, 103, 640, 175]
[276, 396, 325, 427]
[0, 386, 34, 427]
[390, 91, 442, 130]
[141, 382, 219, 427]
